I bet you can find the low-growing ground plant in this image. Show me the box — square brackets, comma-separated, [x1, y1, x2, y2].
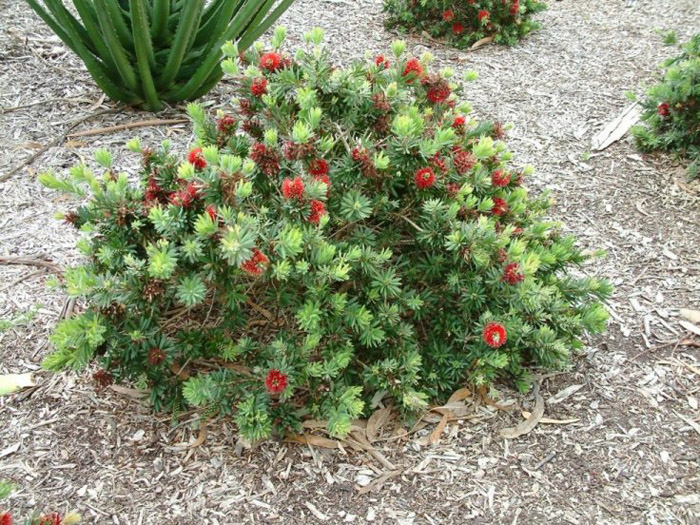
[39, 28, 610, 442]
[383, 0, 546, 48]
[632, 33, 700, 179]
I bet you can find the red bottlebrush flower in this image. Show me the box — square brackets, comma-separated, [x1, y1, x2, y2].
[186, 182, 198, 199]
[265, 369, 288, 394]
[375, 55, 390, 69]
[144, 176, 163, 205]
[427, 85, 450, 103]
[453, 115, 466, 129]
[251, 77, 267, 97]
[93, 369, 113, 388]
[442, 9, 455, 22]
[205, 205, 217, 222]
[483, 322, 507, 348]
[430, 153, 448, 174]
[403, 58, 424, 82]
[259, 52, 282, 72]
[308, 199, 327, 224]
[478, 10, 490, 22]
[352, 147, 369, 163]
[282, 176, 305, 200]
[492, 121, 505, 139]
[510, 1, 520, 16]
[241, 248, 269, 276]
[502, 262, 525, 285]
[148, 347, 166, 366]
[188, 148, 206, 169]
[453, 149, 476, 174]
[657, 102, 670, 117]
[452, 23, 465, 35]
[37, 513, 62, 525]
[492, 197, 509, 216]
[414, 167, 436, 189]
[0, 512, 11, 525]
[446, 182, 461, 197]
[491, 170, 511, 187]
[309, 158, 329, 178]
[217, 115, 236, 135]
[249, 142, 281, 176]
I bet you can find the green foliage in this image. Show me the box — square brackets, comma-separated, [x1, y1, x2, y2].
[25, 0, 295, 111]
[632, 34, 700, 179]
[383, 0, 546, 48]
[41, 29, 610, 442]
[0, 481, 12, 501]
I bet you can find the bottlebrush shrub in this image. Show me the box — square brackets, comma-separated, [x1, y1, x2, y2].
[383, 0, 546, 48]
[39, 28, 611, 442]
[632, 33, 700, 179]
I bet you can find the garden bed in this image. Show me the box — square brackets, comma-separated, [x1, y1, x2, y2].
[0, 0, 698, 523]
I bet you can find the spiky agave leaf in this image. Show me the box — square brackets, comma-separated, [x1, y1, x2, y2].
[24, 0, 296, 110]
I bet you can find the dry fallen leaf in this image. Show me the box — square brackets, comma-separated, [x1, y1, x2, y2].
[0, 372, 34, 396]
[471, 35, 495, 50]
[366, 406, 393, 443]
[679, 308, 700, 324]
[679, 320, 700, 337]
[447, 387, 472, 404]
[500, 383, 544, 439]
[547, 384, 584, 405]
[108, 384, 148, 399]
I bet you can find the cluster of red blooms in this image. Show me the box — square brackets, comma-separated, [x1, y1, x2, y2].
[283, 140, 317, 161]
[241, 248, 270, 276]
[93, 368, 113, 387]
[217, 115, 236, 135]
[502, 262, 525, 284]
[375, 55, 390, 69]
[402, 58, 424, 82]
[483, 322, 507, 348]
[168, 180, 199, 208]
[0, 512, 65, 525]
[249, 142, 281, 176]
[265, 369, 288, 394]
[440, 0, 521, 35]
[414, 167, 436, 189]
[282, 176, 305, 200]
[657, 102, 671, 117]
[281, 176, 327, 224]
[491, 170, 511, 187]
[251, 77, 267, 97]
[421, 74, 451, 104]
[453, 115, 467, 131]
[143, 176, 165, 206]
[491, 197, 509, 216]
[351, 147, 378, 177]
[187, 147, 207, 170]
[453, 148, 476, 174]
[309, 158, 331, 188]
[148, 347, 166, 366]
[259, 52, 289, 72]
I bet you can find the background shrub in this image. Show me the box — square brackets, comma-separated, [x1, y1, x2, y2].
[25, 0, 295, 111]
[383, 0, 546, 48]
[632, 33, 700, 179]
[39, 28, 610, 442]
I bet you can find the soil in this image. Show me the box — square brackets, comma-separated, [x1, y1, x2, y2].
[1, 0, 699, 524]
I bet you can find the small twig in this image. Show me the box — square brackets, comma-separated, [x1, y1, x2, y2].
[534, 451, 557, 470]
[0, 256, 62, 272]
[68, 118, 189, 138]
[0, 108, 116, 182]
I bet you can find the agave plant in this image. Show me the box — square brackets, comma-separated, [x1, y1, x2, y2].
[25, 0, 295, 111]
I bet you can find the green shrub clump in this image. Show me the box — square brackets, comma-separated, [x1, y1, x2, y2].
[383, 0, 546, 48]
[40, 28, 610, 441]
[633, 33, 700, 179]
